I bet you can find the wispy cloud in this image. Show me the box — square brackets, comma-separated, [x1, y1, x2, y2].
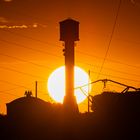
[0, 22, 47, 29]
[0, 25, 28, 29]
[3, 0, 13, 2]
[0, 17, 9, 23]
[0, 16, 47, 29]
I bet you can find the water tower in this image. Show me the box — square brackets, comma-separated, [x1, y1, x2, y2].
[59, 18, 79, 113]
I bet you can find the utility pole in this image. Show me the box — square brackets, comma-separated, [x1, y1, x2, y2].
[88, 70, 90, 113]
[35, 81, 38, 98]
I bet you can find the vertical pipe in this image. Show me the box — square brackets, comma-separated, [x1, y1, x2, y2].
[35, 81, 37, 98]
[88, 70, 90, 113]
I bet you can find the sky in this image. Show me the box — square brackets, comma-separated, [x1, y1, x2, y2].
[0, 0, 140, 114]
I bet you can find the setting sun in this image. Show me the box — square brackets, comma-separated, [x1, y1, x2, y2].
[47, 66, 91, 104]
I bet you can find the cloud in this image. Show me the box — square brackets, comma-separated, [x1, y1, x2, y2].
[0, 16, 47, 29]
[3, 0, 13, 2]
[0, 23, 47, 29]
[0, 17, 9, 23]
[0, 25, 28, 29]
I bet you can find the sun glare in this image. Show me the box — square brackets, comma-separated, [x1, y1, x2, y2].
[47, 66, 91, 104]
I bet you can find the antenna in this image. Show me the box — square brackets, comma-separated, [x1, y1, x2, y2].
[35, 81, 38, 98]
[88, 70, 90, 113]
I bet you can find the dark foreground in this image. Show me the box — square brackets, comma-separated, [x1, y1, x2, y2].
[0, 91, 140, 140]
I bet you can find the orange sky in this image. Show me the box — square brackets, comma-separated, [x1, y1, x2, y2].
[0, 0, 140, 114]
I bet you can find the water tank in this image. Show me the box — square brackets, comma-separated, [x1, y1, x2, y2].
[60, 18, 79, 41]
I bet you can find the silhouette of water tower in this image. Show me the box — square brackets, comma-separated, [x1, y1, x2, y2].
[60, 18, 79, 113]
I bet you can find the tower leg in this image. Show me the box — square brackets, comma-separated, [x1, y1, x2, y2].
[63, 94, 79, 114]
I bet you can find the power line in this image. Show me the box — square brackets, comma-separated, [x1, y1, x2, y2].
[77, 61, 140, 78]
[76, 79, 139, 93]
[99, 66, 140, 78]
[0, 80, 50, 99]
[0, 54, 139, 88]
[1, 2, 139, 72]
[3, 36, 139, 71]
[1, 30, 140, 70]
[1, 29, 61, 48]
[0, 37, 140, 72]
[1, 37, 140, 71]
[76, 50, 140, 69]
[0, 80, 35, 97]
[97, 0, 122, 79]
[90, 70, 140, 83]
[0, 79, 33, 89]
[0, 52, 54, 71]
[0, 87, 25, 93]
[0, 91, 20, 97]
[0, 66, 46, 80]
[1, 36, 140, 70]
[2, 8, 139, 70]
[0, 39, 63, 59]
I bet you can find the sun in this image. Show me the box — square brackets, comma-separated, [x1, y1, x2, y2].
[47, 66, 91, 104]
